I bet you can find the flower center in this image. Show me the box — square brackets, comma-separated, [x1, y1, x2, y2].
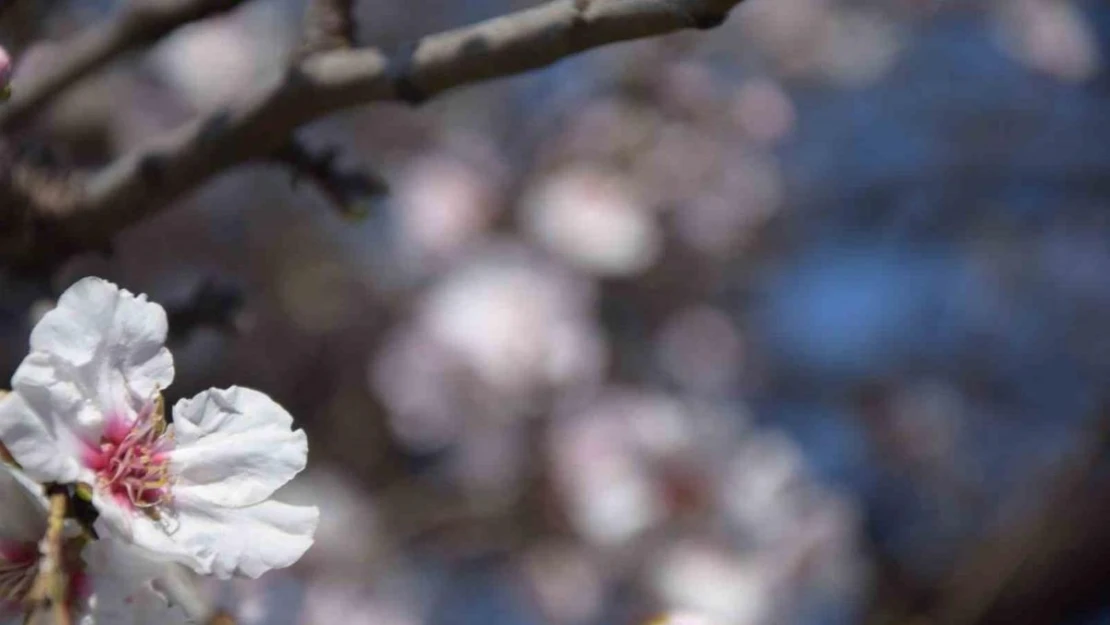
[0, 542, 37, 609]
[84, 402, 174, 515]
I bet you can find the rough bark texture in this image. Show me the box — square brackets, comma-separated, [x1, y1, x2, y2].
[0, 0, 745, 272]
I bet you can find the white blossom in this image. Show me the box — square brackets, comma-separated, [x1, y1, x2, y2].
[79, 540, 195, 625]
[0, 277, 318, 580]
[0, 463, 47, 613]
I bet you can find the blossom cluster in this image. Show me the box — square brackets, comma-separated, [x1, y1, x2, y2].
[0, 278, 318, 624]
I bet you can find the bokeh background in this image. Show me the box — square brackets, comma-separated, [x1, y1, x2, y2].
[4, 0, 1110, 624]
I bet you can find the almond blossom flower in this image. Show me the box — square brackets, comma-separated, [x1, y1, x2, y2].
[0, 277, 318, 580]
[0, 463, 181, 625]
[0, 463, 49, 614]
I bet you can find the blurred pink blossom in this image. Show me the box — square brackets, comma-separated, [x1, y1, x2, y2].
[522, 166, 661, 277]
[730, 79, 797, 145]
[993, 0, 1102, 82]
[0, 44, 12, 98]
[391, 146, 502, 273]
[655, 306, 744, 394]
[371, 245, 607, 451]
[519, 542, 605, 625]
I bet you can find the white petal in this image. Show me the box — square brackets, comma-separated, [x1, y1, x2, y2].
[82, 538, 166, 592]
[83, 572, 190, 625]
[0, 278, 176, 482]
[82, 538, 203, 625]
[0, 382, 86, 483]
[152, 494, 318, 579]
[90, 493, 209, 575]
[0, 464, 47, 543]
[169, 387, 307, 507]
[87, 587, 190, 625]
[30, 277, 174, 402]
[152, 564, 209, 622]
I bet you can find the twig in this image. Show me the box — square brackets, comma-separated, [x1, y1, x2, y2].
[0, 0, 247, 132]
[165, 278, 245, 341]
[25, 491, 70, 625]
[1, 0, 745, 271]
[0, 0, 63, 58]
[300, 0, 355, 57]
[273, 140, 387, 219]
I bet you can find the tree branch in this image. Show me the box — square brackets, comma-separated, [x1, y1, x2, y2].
[25, 491, 71, 625]
[2, 0, 745, 270]
[300, 0, 355, 57]
[0, 0, 247, 132]
[274, 139, 387, 218]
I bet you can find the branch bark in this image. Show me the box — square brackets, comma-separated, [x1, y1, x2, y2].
[300, 0, 355, 57]
[1, 0, 745, 271]
[25, 492, 71, 625]
[0, 0, 247, 132]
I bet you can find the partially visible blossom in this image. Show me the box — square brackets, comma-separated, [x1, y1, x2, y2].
[0, 464, 47, 614]
[0, 45, 11, 101]
[992, 0, 1101, 82]
[80, 540, 193, 625]
[80, 584, 189, 625]
[0, 277, 318, 580]
[391, 149, 501, 273]
[814, 8, 903, 87]
[651, 541, 774, 625]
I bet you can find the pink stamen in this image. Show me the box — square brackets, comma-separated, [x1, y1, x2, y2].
[84, 403, 175, 513]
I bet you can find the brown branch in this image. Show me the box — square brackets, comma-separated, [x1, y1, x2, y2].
[300, 0, 355, 57]
[273, 139, 387, 218]
[25, 492, 70, 625]
[0, 0, 248, 132]
[0, 0, 64, 59]
[165, 277, 246, 340]
[2, 0, 744, 271]
[920, 406, 1110, 625]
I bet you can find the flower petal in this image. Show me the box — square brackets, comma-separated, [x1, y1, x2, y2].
[131, 494, 318, 579]
[0, 279, 175, 483]
[30, 277, 174, 404]
[169, 387, 307, 507]
[0, 376, 87, 483]
[82, 540, 192, 625]
[90, 493, 210, 575]
[84, 585, 190, 625]
[0, 464, 46, 543]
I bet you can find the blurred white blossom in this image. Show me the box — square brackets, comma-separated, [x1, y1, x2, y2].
[993, 0, 1102, 82]
[523, 166, 661, 277]
[652, 542, 773, 625]
[152, 3, 292, 111]
[391, 148, 501, 273]
[371, 245, 607, 456]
